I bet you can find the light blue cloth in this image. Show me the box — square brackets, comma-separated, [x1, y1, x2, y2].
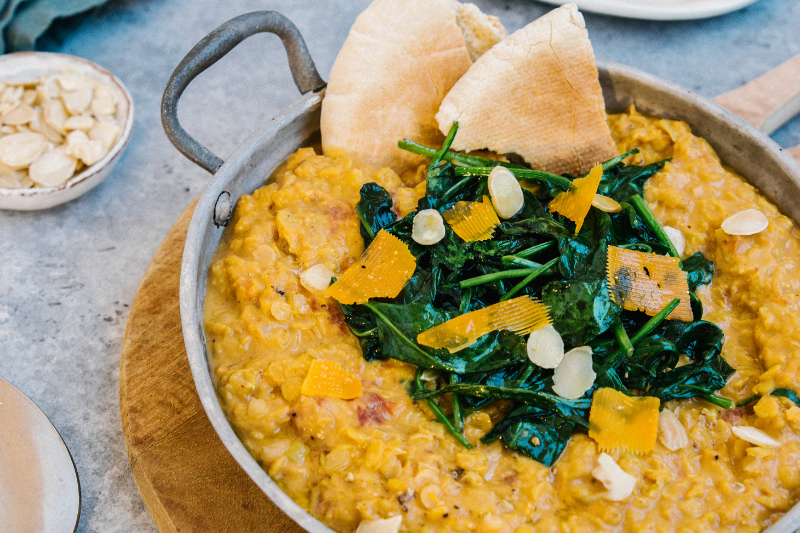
[0, 0, 108, 53]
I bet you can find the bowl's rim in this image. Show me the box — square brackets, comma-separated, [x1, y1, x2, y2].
[0, 51, 135, 206]
[180, 61, 800, 533]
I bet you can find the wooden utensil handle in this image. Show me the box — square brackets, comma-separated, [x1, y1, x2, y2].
[713, 54, 800, 165]
[714, 54, 800, 135]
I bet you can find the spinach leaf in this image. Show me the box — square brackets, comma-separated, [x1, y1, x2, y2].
[356, 183, 395, 242]
[542, 279, 621, 346]
[682, 253, 714, 291]
[483, 408, 575, 467]
[771, 389, 800, 407]
[413, 383, 590, 424]
[353, 302, 528, 374]
[597, 159, 667, 202]
[617, 335, 679, 390]
[558, 210, 612, 280]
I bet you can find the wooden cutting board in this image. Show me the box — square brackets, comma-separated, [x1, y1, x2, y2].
[119, 56, 800, 533]
[119, 199, 304, 533]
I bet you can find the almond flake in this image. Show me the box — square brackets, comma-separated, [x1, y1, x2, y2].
[658, 408, 689, 451]
[663, 226, 686, 256]
[355, 516, 402, 533]
[412, 209, 446, 245]
[526, 324, 564, 369]
[29, 148, 77, 187]
[90, 85, 118, 117]
[55, 73, 95, 92]
[592, 194, 622, 213]
[64, 114, 96, 131]
[2, 104, 35, 125]
[70, 139, 106, 166]
[299, 264, 335, 292]
[721, 209, 769, 236]
[0, 131, 47, 168]
[731, 425, 780, 448]
[89, 121, 120, 150]
[62, 87, 94, 115]
[592, 453, 637, 501]
[552, 346, 596, 399]
[488, 166, 524, 219]
[43, 98, 68, 133]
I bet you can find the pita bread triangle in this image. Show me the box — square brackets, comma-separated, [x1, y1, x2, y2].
[436, 3, 618, 176]
[321, 0, 506, 181]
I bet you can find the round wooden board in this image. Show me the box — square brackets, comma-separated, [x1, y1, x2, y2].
[119, 200, 305, 533]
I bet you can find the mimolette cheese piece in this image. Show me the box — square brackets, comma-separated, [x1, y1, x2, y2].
[549, 163, 602, 233]
[417, 295, 551, 353]
[442, 195, 500, 241]
[301, 360, 363, 400]
[589, 387, 660, 454]
[606, 246, 693, 322]
[321, 0, 506, 177]
[325, 230, 416, 305]
[436, 3, 617, 176]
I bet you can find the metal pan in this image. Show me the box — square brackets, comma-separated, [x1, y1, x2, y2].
[161, 11, 800, 533]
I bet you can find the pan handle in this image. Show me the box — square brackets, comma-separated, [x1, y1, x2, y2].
[161, 11, 326, 174]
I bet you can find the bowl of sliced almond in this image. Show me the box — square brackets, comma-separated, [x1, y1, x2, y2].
[0, 52, 134, 210]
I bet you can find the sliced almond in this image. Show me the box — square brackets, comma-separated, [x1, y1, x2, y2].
[721, 209, 769, 236]
[0, 161, 27, 188]
[61, 87, 94, 115]
[55, 73, 95, 92]
[592, 194, 621, 213]
[488, 166, 523, 219]
[592, 452, 637, 501]
[419, 369, 442, 382]
[2, 104, 35, 125]
[64, 114, 96, 131]
[21, 89, 37, 106]
[299, 264, 335, 292]
[1, 85, 22, 105]
[0, 131, 47, 168]
[355, 516, 402, 533]
[552, 345, 596, 399]
[526, 324, 564, 369]
[90, 85, 118, 117]
[658, 408, 689, 451]
[731, 425, 781, 448]
[89, 121, 120, 151]
[43, 98, 68, 133]
[29, 148, 77, 187]
[412, 209, 446, 245]
[30, 108, 63, 144]
[71, 139, 106, 166]
[663, 226, 686, 256]
[40, 75, 60, 99]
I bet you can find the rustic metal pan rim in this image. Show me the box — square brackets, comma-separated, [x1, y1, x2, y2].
[179, 61, 800, 533]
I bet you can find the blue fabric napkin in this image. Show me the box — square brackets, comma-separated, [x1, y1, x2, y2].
[0, 0, 109, 53]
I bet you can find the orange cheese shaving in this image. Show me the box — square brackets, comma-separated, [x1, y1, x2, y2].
[417, 295, 551, 353]
[442, 195, 501, 242]
[300, 359, 363, 399]
[548, 163, 603, 233]
[325, 230, 416, 304]
[606, 245, 693, 322]
[588, 387, 660, 454]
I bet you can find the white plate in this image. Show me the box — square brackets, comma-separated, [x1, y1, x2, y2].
[0, 377, 80, 533]
[537, 0, 760, 20]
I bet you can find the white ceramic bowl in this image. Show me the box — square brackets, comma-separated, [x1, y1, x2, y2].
[0, 52, 134, 211]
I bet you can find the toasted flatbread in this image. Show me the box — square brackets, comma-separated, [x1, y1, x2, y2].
[436, 3, 617, 176]
[321, 0, 506, 180]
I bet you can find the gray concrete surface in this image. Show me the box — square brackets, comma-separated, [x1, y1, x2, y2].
[0, 0, 798, 532]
